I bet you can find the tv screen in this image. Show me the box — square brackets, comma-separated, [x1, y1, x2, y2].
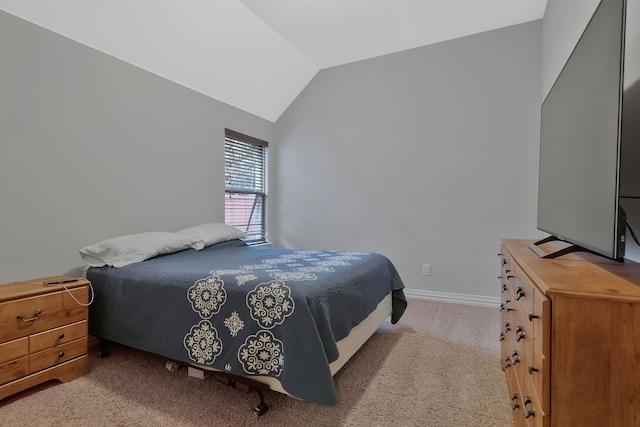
[536, 0, 626, 260]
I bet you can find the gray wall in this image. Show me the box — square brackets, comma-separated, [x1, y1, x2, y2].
[0, 10, 549, 300]
[272, 21, 543, 300]
[0, 11, 272, 283]
[542, 0, 601, 98]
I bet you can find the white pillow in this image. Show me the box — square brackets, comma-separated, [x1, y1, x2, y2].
[176, 223, 247, 248]
[79, 231, 204, 268]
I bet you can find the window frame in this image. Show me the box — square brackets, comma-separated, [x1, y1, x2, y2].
[224, 128, 268, 244]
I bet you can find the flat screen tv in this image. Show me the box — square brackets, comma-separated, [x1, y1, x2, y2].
[532, 0, 640, 261]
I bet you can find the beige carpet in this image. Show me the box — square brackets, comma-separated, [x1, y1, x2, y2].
[0, 299, 514, 427]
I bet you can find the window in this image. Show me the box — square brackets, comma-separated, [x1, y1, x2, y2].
[224, 129, 268, 243]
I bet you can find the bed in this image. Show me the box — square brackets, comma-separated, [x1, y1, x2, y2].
[83, 233, 407, 409]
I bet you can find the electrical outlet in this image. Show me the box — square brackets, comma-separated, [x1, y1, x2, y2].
[422, 264, 431, 276]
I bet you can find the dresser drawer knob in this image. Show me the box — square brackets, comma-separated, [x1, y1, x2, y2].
[523, 394, 536, 418]
[58, 351, 65, 358]
[511, 393, 519, 410]
[16, 309, 43, 322]
[58, 333, 65, 340]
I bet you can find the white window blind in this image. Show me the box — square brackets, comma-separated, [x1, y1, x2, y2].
[224, 129, 268, 243]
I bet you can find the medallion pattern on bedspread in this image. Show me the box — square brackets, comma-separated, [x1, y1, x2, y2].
[247, 281, 295, 329]
[187, 275, 227, 318]
[183, 320, 223, 364]
[182, 250, 370, 377]
[239, 330, 285, 376]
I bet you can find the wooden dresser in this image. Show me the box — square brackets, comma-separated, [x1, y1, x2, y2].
[0, 276, 90, 400]
[500, 239, 640, 427]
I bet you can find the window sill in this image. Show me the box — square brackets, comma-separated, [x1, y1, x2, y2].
[248, 241, 273, 248]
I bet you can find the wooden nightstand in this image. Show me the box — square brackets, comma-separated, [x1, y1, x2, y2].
[0, 276, 90, 400]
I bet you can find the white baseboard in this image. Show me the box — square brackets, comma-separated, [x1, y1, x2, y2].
[403, 288, 500, 308]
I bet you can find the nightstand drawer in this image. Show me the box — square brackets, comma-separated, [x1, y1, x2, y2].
[0, 357, 29, 386]
[29, 338, 87, 373]
[0, 288, 88, 343]
[0, 293, 61, 342]
[30, 320, 87, 353]
[0, 337, 28, 365]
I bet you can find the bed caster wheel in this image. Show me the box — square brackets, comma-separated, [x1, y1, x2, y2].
[253, 402, 269, 417]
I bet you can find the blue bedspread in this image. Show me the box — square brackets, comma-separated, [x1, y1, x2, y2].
[86, 240, 407, 405]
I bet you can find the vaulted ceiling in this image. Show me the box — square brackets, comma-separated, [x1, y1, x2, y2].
[0, 0, 547, 122]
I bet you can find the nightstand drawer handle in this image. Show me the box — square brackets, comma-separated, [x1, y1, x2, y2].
[16, 309, 43, 322]
[58, 351, 65, 358]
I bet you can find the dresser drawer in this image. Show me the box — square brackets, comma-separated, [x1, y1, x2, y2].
[522, 385, 547, 427]
[0, 288, 88, 343]
[29, 320, 87, 353]
[529, 345, 549, 414]
[530, 285, 550, 353]
[0, 357, 29, 386]
[29, 338, 87, 373]
[514, 268, 534, 321]
[0, 337, 28, 365]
